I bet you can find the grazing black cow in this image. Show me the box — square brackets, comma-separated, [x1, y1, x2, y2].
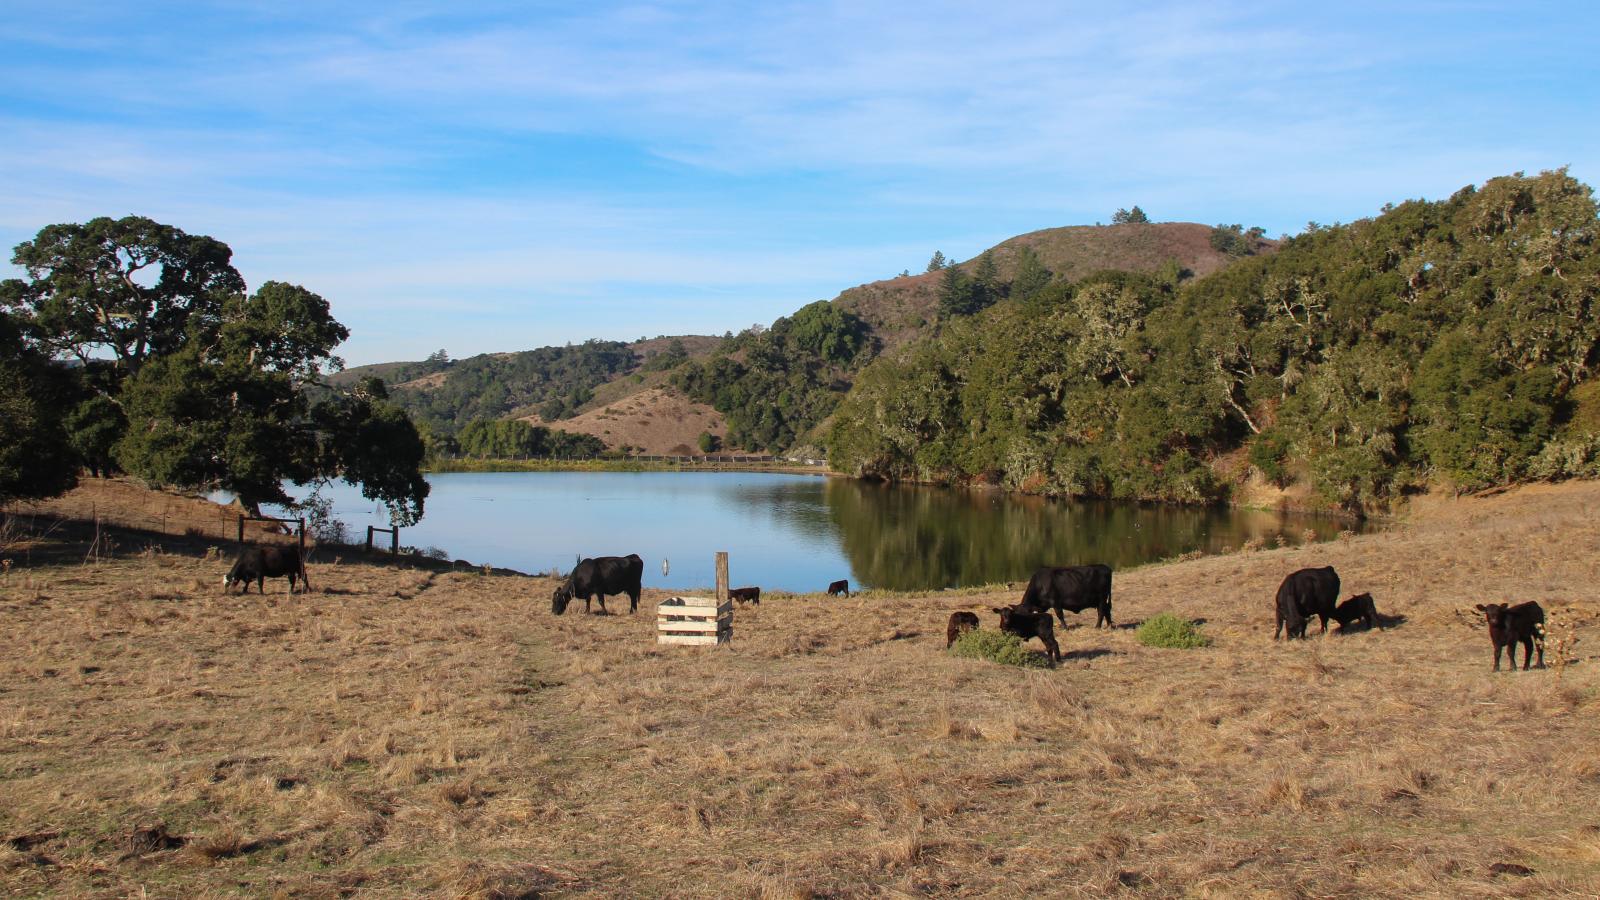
[826, 579, 850, 598]
[992, 604, 1060, 663]
[1475, 602, 1545, 672]
[1274, 566, 1340, 640]
[224, 545, 310, 594]
[729, 586, 761, 605]
[1019, 564, 1113, 627]
[946, 611, 980, 648]
[1331, 592, 1381, 633]
[552, 554, 644, 615]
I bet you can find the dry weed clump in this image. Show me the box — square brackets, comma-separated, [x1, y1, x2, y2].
[1539, 613, 1580, 679]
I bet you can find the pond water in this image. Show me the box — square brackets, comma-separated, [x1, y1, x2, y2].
[260, 471, 1368, 593]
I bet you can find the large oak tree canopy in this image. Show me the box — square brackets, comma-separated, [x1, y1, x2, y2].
[2, 216, 428, 523]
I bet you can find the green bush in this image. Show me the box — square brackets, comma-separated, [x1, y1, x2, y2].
[1135, 613, 1211, 649]
[948, 628, 1053, 668]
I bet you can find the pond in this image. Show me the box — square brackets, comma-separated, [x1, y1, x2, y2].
[262, 471, 1369, 593]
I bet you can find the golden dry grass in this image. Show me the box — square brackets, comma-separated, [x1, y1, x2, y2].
[3, 481, 1600, 896]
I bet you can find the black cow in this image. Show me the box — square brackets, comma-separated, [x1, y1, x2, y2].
[992, 605, 1060, 663]
[552, 554, 644, 615]
[1331, 592, 1381, 633]
[1475, 602, 1545, 672]
[1019, 564, 1113, 627]
[729, 586, 761, 605]
[1274, 566, 1340, 640]
[946, 611, 980, 648]
[827, 579, 850, 598]
[224, 545, 310, 595]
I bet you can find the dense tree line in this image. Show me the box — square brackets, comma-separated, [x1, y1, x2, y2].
[828, 170, 1600, 512]
[378, 341, 637, 436]
[446, 418, 604, 460]
[672, 300, 874, 451]
[1, 216, 429, 523]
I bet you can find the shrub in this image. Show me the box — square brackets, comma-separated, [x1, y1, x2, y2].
[948, 628, 1052, 668]
[1136, 613, 1211, 649]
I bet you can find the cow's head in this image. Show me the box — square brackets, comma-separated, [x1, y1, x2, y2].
[1475, 603, 1508, 627]
[551, 583, 573, 615]
[992, 606, 1016, 629]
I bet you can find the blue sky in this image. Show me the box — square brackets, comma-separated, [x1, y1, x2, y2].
[3, 2, 1597, 366]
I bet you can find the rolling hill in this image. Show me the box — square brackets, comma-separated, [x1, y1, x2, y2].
[335, 221, 1269, 454]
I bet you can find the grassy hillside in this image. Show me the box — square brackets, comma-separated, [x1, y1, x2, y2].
[837, 221, 1272, 352]
[4, 479, 1600, 896]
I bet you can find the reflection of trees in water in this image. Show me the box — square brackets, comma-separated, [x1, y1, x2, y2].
[826, 479, 1364, 591]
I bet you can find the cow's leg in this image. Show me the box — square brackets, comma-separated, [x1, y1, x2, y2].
[1274, 612, 1283, 640]
[1535, 634, 1545, 669]
[596, 595, 609, 615]
[1039, 627, 1060, 664]
[1493, 642, 1503, 672]
[628, 589, 639, 614]
[1522, 637, 1534, 671]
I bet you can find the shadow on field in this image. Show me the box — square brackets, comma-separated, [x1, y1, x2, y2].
[1061, 647, 1116, 661]
[0, 512, 522, 577]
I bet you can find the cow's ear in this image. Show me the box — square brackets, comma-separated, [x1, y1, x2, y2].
[991, 607, 1004, 614]
[1474, 604, 1487, 612]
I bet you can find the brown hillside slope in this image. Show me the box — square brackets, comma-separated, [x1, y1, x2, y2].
[522, 386, 725, 454]
[3, 480, 1600, 895]
[837, 221, 1272, 351]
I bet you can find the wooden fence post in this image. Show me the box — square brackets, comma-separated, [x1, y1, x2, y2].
[366, 525, 374, 551]
[715, 551, 729, 604]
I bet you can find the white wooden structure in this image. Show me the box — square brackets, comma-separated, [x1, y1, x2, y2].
[656, 595, 732, 645]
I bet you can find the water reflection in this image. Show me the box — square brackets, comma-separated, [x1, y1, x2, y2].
[825, 478, 1357, 591]
[261, 472, 1365, 592]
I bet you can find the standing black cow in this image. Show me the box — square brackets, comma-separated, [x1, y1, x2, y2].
[729, 586, 761, 605]
[552, 554, 644, 615]
[1019, 564, 1113, 628]
[826, 579, 850, 598]
[992, 605, 1060, 663]
[1274, 566, 1340, 639]
[224, 545, 310, 594]
[1475, 601, 1545, 671]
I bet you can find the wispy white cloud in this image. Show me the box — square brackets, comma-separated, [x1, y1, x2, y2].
[2, 1, 1597, 363]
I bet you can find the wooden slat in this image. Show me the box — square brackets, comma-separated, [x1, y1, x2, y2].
[658, 596, 723, 608]
[656, 608, 732, 624]
[657, 601, 731, 615]
[658, 620, 726, 633]
[657, 632, 730, 646]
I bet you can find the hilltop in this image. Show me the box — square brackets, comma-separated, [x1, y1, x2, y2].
[836, 221, 1270, 351]
[340, 221, 1264, 456]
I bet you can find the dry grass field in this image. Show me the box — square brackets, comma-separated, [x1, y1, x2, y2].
[4, 482, 1600, 897]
